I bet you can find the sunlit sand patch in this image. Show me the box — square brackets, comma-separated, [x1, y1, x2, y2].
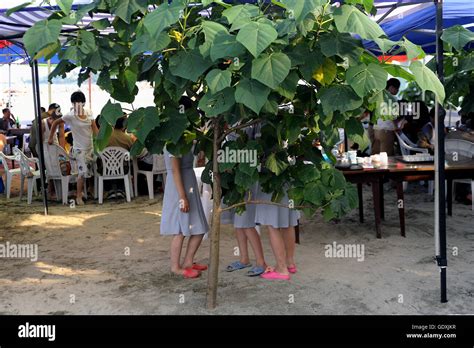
[34, 262, 102, 276]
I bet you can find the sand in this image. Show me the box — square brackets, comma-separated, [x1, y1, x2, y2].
[0, 179, 473, 315]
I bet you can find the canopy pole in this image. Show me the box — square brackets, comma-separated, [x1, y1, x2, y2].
[31, 59, 48, 216]
[434, 0, 447, 303]
[48, 59, 52, 105]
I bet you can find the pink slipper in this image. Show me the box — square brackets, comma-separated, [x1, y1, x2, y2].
[260, 270, 290, 280]
[288, 265, 297, 274]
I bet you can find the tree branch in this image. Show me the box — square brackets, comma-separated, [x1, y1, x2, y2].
[219, 118, 261, 143]
[219, 199, 328, 212]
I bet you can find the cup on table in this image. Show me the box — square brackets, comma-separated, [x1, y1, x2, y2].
[348, 150, 357, 164]
[379, 152, 388, 165]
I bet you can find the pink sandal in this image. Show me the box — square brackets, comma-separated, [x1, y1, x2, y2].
[288, 265, 297, 274]
[260, 267, 290, 280]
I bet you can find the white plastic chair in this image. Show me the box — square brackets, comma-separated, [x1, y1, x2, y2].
[13, 147, 40, 204]
[133, 154, 167, 200]
[43, 143, 76, 205]
[445, 139, 474, 211]
[0, 150, 21, 199]
[396, 131, 431, 192]
[22, 133, 31, 156]
[97, 147, 132, 204]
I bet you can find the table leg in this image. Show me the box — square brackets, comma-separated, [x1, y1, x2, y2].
[396, 181, 406, 237]
[447, 179, 453, 217]
[371, 178, 382, 239]
[295, 221, 300, 244]
[357, 183, 364, 223]
[379, 179, 385, 221]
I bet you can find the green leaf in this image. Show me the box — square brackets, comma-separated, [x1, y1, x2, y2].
[199, 21, 228, 57]
[131, 31, 170, 57]
[6, 2, 32, 16]
[236, 21, 278, 58]
[127, 107, 161, 143]
[372, 37, 398, 53]
[265, 153, 288, 175]
[205, 69, 232, 94]
[298, 164, 321, 183]
[251, 52, 291, 89]
[235, 79, 271, 114]
[409, 60, 445, 102]
[91, 18, 110, 30]
[381, 64, 414, 81]
[319, 32, 364, 63]
[57, 0, 74, 15]
[143, 0, 185, 38]
[24, 19, 62, 57]
[78, 30, 96, 55]
[312, 58, 337, 86]
[169, 49, 213, 82]
[100, 100, 123, 126]
[333, 5, 384, 40]
[346, 63, 387, 98]
[279, 0, 323, 22]
[304, 182, 328, 205]
[209, 32, 246, 62]
[276, 70, 299, 99]
[156, 109, 189, 143]
[113, 0, 147, 24]
[345, 117, 364, 137]
[319, 85, 363, 114]
[402, 37, 426, 60]
[441, 25, 474, 51]
[222, 4, 260, 27]
[97, 70, 113, 93]
[198, 87, 236, 117]
[94, 122, 113, 152]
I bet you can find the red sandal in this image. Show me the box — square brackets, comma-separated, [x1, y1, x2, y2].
[192, 263, 208, 271]
[183, 268, 201, 278]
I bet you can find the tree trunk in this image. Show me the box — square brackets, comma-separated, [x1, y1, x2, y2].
[206, 119, 222, 309]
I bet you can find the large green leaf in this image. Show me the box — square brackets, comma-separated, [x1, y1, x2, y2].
[319, 85, 363, 114]
[265, 153, 288, 175]
[276, 70, 299, 99]
[143, 0, 185, 38]
[198, 87, 236, 117]
[199, 21, 228, 57]
[409, 60, 445, 102]
[155, 109, 189, 143]
[251, 52, 291, 89]
[304, 182, 328, 205]
[279, 0, 323, 22]
[401, 37, 426, 60]
[209, 32, 246, 62]
[127, 107, 161, 143]
[381, 64, 414, 81]
[312, 58, 337, 86]
[24, 19, 62, 57]
[235, 79, 271, 114]
[441, 25, 474, 51]
[205, 69, 232, 94]
[222, 4, 260, 28]
[131, 31, 170, 57]
[57, 0, 74, 15]
[112, 0, 147, 24]
[78, 30, 96, 55]
[6, 2, 33, 16]
[346, 63, 387, 98]
[94, 122, 113, 152]
[319, 31, 364, 63]
[236, 21, 278, 58]
[333, 5, 384, 40]
[169, 49, 213, 82]
[100, 100, 123, 126]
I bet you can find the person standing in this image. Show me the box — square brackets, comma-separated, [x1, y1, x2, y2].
[30, 103, 61, 158]
[48, 91, 98, 205]
[372, 78, 401, 155]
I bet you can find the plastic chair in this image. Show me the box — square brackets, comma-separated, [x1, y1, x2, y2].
[13, 147, 40, 204]
[445, 139, 474, 211]
[43, 143, 77, 205]
[0, 150, 21, 199]
[133, 154, 167, 200]
[22, 133, 31, 156]
[97, 147, 132, 204]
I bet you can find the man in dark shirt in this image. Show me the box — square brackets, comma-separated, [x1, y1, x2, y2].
[1, 108, 16, 132]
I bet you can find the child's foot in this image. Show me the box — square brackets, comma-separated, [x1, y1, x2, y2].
[76, 197, 84, 205]
[287, 264, 297, 274]
[260, 267, 290, 280]
[172, 268, 201, 279]
[225, 261, 251, 272]
[192, 263, 208, 271]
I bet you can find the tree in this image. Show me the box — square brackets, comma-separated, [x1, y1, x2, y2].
[21, 0, 444, 309]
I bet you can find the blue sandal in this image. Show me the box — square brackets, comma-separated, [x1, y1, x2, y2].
[246, 266, 265, 277]
[226, 261, 252, 272]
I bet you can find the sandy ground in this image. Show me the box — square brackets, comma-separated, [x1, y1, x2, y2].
[0, 174, 473, 315]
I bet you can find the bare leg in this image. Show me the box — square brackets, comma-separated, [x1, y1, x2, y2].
[170, 234, 185, 274]
[77, 177, 84, 200]
[182, 234, 204, 269]
[282, 226, 296, 268]
[267, 226, 289, 275]
[244, 227, 266, 268]
[235, 228, 250, 264]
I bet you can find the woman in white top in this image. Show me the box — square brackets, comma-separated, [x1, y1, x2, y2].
[49, 91, 99, 205]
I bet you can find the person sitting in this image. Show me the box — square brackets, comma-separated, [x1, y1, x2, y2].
[30, 103, 62, 158]
[1, 108, 16, 132]
[417, 110, 435, 153]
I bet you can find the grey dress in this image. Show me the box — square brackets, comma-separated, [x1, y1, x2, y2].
[255, 185, 300, 228]
[221, 183, 258, 228]
[160, 148, 209, 236]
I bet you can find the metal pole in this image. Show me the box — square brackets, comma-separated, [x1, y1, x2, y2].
[31, 60, 48, 216]
[434, 0, 447, 303]
[48, 59, 52, 105]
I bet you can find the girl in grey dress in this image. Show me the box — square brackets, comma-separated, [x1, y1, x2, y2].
[161, 147, 209, 279]
[255, 186, 300, 281]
